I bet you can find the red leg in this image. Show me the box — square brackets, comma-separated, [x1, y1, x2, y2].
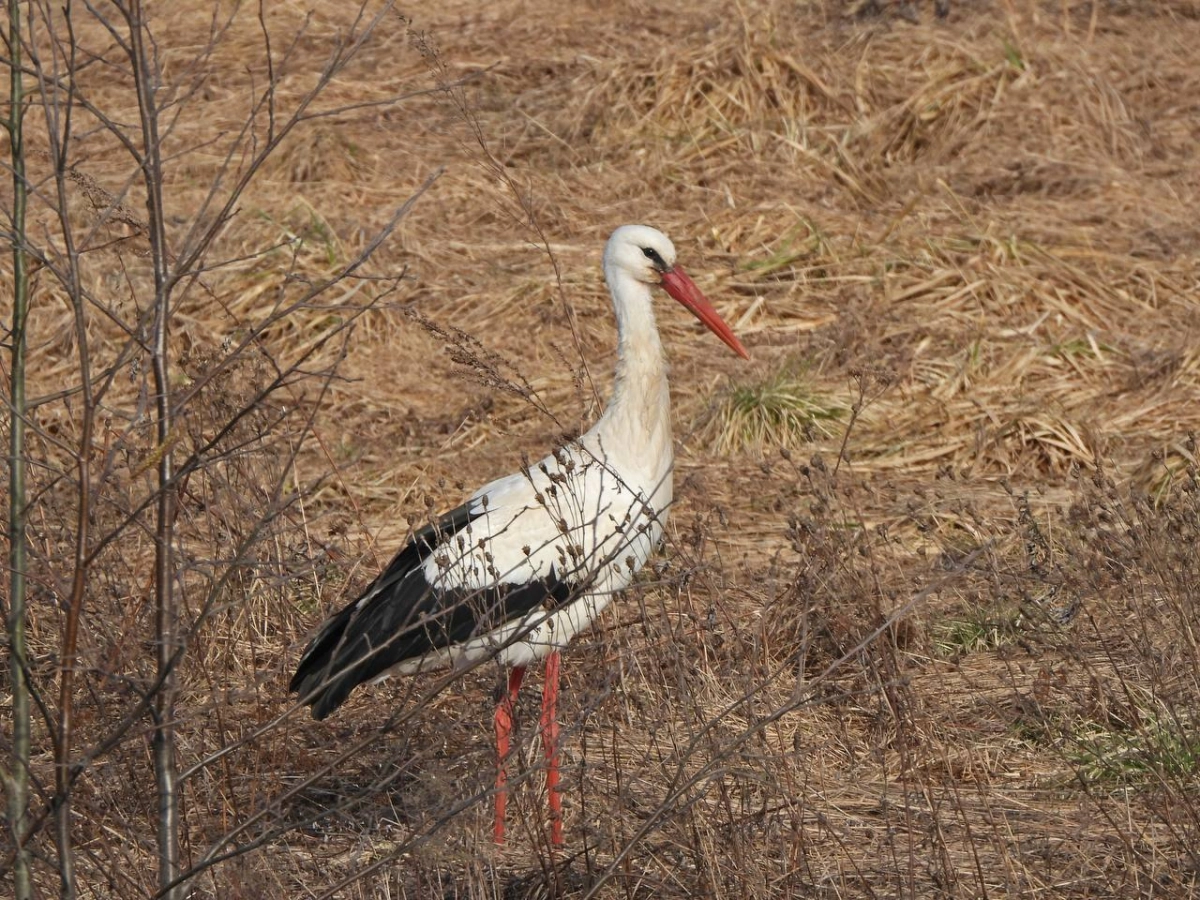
[494, 665, 526, 845]
[540, 650, 563, 847]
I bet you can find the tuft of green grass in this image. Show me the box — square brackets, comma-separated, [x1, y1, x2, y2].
[1070, 716, 1200, 786]
[933, 607, 1022, 657]
[696, 367, 846, 455]
[1049, 336, 1115, 361]
[736, 221, 828, 280]
[1003, 38, 1026, 71]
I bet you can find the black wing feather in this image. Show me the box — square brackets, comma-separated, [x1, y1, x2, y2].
[290, 501, 573, 720]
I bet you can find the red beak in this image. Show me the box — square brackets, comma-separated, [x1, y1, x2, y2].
[660, 266, 750, 360]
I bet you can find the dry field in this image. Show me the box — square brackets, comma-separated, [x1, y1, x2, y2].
[3, 0, 1200, 897]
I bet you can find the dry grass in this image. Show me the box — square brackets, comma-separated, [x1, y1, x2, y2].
[3, 0, 1200, 897]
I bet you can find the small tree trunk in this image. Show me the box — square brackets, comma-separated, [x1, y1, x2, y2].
[3, 0, 33, 896]
[124, 0, 182, 894]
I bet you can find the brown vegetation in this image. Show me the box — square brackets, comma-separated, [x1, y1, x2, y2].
[3, 0, 1200, 897]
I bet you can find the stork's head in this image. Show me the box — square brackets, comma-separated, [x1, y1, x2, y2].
[604, 224, 679, 284]
[604, 224, 750, 360]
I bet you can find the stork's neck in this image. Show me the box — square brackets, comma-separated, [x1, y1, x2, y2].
[596, 265, 671, 459]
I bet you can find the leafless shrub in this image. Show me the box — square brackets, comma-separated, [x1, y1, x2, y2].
[1, 2, 444, 895]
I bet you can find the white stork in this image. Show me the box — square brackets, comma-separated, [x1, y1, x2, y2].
[291, 224, 749, 845]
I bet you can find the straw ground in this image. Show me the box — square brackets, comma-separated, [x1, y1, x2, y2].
[3, 0, 1199, 897]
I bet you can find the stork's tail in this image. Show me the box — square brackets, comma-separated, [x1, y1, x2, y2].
[290, 605, 362, 720]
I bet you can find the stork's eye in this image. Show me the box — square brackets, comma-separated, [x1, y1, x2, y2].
[641, 247, 665, 267]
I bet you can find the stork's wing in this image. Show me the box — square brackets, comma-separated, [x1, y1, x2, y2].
[290, 491, 574, 721]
